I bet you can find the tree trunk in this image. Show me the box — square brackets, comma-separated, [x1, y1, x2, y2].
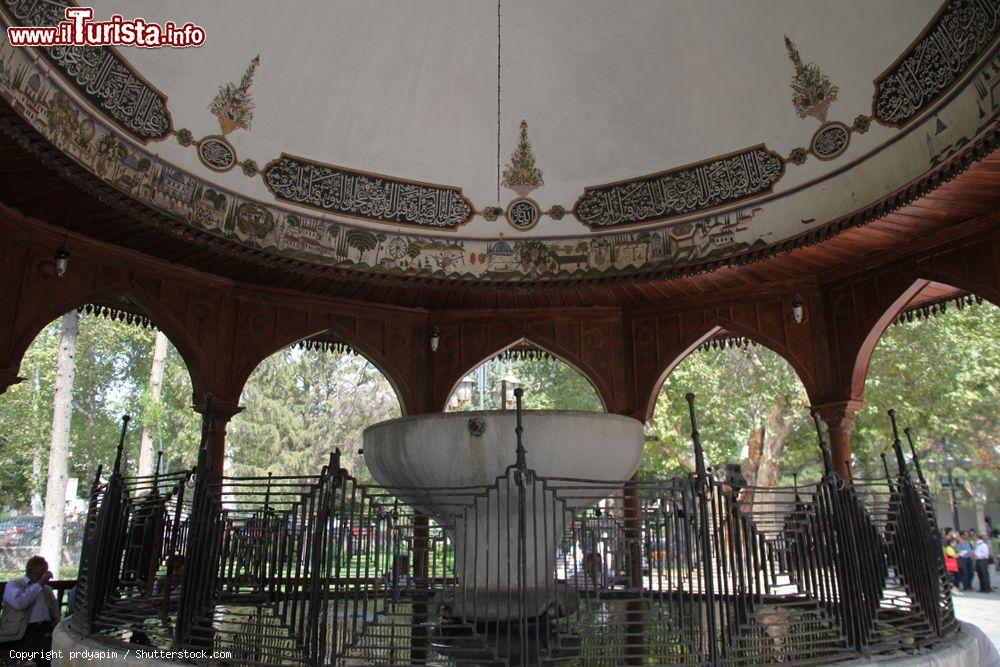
[740, 398, 796, 506]
[138, 331, 168, 479]
[40, 310, 79, 579]
[30, 366, 43, 514]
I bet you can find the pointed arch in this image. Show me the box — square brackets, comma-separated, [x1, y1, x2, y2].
[231, 326, 410, 417]
[438, 336, 609, 413]
[850, 277, 997, 400]
[3, 281, 207, 402]
[642, 317, 817, 422]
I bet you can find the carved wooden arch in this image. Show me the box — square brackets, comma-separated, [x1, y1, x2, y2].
[2, 280, 209, 402]
[641, 316, 819, 423]
[438, 336, 610, 414]
[226, 319, 413, 417]
[849, 273, 999, 402]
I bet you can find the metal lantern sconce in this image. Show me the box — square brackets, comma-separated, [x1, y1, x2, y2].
[456, 376, 475, 405]
[55, 242, 70, 278]
[429, 326, 441, 352]
[791, 294, 805, 324]
[496, 372, 521, 411]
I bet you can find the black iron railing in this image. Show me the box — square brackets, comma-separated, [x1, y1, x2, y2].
[65, 393, 956, 665]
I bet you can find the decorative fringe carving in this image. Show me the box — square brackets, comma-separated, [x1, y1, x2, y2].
[491, 348, 554, 363]
[293, 338, 357, 355]
[892, 293, 982, 326]
[77, 304, 156, 330]
[696, 336, 757, 353]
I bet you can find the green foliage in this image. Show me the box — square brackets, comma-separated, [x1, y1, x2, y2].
[852, 305, 999, 488]
[643, 345, 811, 480]
[0, 315, 199, 512]
[450, 355, 603, 413]
[229, 348, 401, 484]
[644, 303, 998, 490]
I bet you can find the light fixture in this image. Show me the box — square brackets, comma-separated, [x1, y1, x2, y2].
[495, 372, 521, 411]
[55, 242, 70, 278]
[456, 376, 475, 405]
[791, 294, 805, 324]
[429, 326, 441, 352]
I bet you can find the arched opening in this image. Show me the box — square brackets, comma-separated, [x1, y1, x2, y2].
[228, 336, 403, 485]
[0, 304, 199, 577]
[850, 283, 999, 536]
[641, 320, 818, 423]
[443, 340, 604, 412]
[645, 333, 815, 485]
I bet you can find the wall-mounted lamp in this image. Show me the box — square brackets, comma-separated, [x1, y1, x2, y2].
[55, 242, 70, 278]
[791, 294, 805, 324]
[429, 326, 441, 352]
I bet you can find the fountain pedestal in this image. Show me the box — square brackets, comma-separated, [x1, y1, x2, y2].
[362, 410, 644, 620]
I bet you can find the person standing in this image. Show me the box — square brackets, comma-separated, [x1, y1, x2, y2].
[957, 531, 975, 591]
[0, 555, 60, 666]
[944, 538, 961, 591]
[974, 532, 994, 593]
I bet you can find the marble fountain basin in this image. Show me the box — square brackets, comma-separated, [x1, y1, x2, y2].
[362, 410, 643, 620]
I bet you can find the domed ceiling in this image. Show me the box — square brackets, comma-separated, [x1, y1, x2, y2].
[1, 0, 999, 281]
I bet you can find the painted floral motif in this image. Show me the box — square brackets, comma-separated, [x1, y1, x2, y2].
[502, 120, 544, 196]
[785, 36, 838, 123]
[210, 55, 260, 135]
[174, 128, 194, 147]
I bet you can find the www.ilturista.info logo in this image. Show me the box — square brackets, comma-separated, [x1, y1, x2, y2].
[7, 7, 205, 48]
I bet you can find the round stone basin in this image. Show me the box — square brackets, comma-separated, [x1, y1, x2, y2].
[363, 410, 643, 620]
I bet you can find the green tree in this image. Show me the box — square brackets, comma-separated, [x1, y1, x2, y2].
[643, 344, 812, 484]
[851, 303, 999, 530]
[228, 348, 401, 484]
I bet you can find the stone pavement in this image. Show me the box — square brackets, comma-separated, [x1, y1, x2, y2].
[952, 568, 1000, 652]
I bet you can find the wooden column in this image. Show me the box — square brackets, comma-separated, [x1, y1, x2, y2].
[194, 397, 243, 478]
[812, 399, 863, 477]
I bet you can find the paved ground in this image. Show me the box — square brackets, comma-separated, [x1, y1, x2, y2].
[952, 568, 1000, 651]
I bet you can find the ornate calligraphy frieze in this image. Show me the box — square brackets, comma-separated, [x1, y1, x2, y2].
[0, 0, 172, 143]
[572, 145, 785, 229]
[810, 122, 850, 160]
[262, 154, 475, 229]
[873, 0, 1000, 128]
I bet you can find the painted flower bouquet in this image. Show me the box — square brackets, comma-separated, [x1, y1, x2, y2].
[785, 37, 837, 123]
[210, 55, 259, 135]
[502, 120, 544, 196]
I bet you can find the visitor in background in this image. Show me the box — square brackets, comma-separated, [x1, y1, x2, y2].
[957, 531, 975, 591]
[974, 532, 993, 593]
[0, 556, 60, 667]
[942, 527, 954, 546]
[944, 538, 960, 591]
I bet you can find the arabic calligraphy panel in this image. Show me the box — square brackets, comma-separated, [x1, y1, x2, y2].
[572, 145, 785, 229]
[262, 154, 475, 229]
[810, 122, 850, 161]
[505, 198, 540, 231]
[873, 0, 1000, 128]
[1, 0, 172, 142]
[197, 136, 236, 172]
